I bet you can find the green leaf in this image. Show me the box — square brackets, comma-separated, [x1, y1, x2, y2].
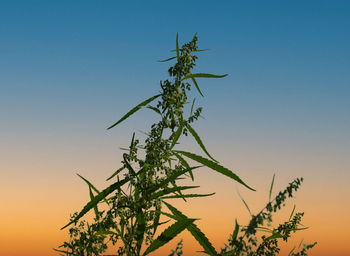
[107, 94, 161, 129]
[157, 56, 176, 62]
[89, 187, 99, 218]
[191, 77, 204, 97]
[265, 232, 283, 240]
[61, 175, 133, 230]
[175, 150, 255, 191]
[147, 166, 200, 194]
[123, 153, 136, 176]
[194, 49, 210, 52]
[152, 207, 161, 235]
[190, 98, 196, 116]
[186, 124, 217, 162]
[231, 219, 239, 241]
[161, 192, 215, 199]
[170, 179, 188, 202]
[136, 209, 146, 253]
[288, 245, 296, 256]
[170, 120, 184, 149]
[151, 186, 200, 200]
[172, 152, 194, 181]
[170, 48, 209, 53]
[95, 230, 118, 236]
[146, 105, 162, 115]
[269, 173, 275, 202]
[236, 188, 252, 215]
[176, 33, 180, 61]
[181, 73, 228, 81]
[106, 166, 124, 181]
[289, 205, 296, 221]
[163, 201, 218, 256]
[77, 174, 109, 205]
[142, 218, 195, 256]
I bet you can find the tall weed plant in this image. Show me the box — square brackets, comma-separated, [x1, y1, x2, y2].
[56, 34, 316, 256]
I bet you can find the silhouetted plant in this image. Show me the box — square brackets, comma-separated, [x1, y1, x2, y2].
[56, 34, 315, 256]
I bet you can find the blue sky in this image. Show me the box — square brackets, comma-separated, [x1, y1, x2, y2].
[0, 1, 349, 255]
[1, 0, 349, 167]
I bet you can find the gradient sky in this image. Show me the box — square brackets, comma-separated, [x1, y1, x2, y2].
[1, 1, 349, 255]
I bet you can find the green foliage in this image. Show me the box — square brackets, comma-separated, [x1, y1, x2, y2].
[56, 34, 315, 256]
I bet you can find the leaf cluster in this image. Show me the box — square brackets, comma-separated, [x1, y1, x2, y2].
[56, 35, 315, 256]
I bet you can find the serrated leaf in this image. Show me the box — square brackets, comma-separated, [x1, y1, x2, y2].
[143, 218, 195, 256]
[269, 173, 275, 202]
[186, 124, 216, 162]
[191, 77, 204, 97]
[163, 201, 218, 256]
[181, 73, 228, 81]
[175, 150, 255, 191]
[107, 94, 161, 129]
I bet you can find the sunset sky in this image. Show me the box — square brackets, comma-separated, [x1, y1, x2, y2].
[1, 1, 349, 255]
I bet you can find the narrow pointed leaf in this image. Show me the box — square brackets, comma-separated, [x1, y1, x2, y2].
[148, 166, 200, 194]
[146, 105, 161, 115]
[151, 186, 200, 200]
[288, 246, 296, 256]
[289, 205, 296, 221]
[136, 209, 146, 253]
[89, 187, 99, 218]
[175, 150, 255, 191]
[107, 94, 161, 129]
[157, 56, 176, 62]
[152, 207, 161, 235]
[232, 219, 239, 241]
[265, 232, 283, 240]
[77, 174, 109, 205]
[123, 153, 136, 176]
[143, 218, 195, 256]
[186, 124, 216, 162]
[237, 188, 252, 215]
[106, 166, 125, 181]
[170, 179, 187, 202]
[170, 120, 184, 149]
[181, 73, 228, 81]
[191, 77, 204, 97]
[170, 49, 209, 53]
[161, 192, 215, 199]
[269, 173, 275, 201]
[173, 152, 194, 181]
[190, 98, 196, 116]
[61, 175, 132, 229]
[163, 201, 218, 256]
[176, 33, 180, 61]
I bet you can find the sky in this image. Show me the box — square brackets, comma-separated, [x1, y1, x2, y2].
[0, 1, 349, 255]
